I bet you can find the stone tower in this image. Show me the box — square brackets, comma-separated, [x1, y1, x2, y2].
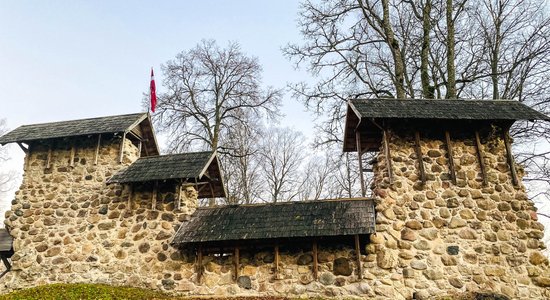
[0, 113, 225, 291]
[343, 99, 550, 299]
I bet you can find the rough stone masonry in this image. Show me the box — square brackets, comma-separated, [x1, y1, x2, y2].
[1, 100, 550, 299]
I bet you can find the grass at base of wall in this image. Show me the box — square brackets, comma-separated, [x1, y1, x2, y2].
[0, 283, 510, 300]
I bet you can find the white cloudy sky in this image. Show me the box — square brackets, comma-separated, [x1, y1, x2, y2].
[0, 1, 314, 216]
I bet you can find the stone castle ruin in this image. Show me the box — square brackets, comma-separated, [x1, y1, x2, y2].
[0, 99, 549, 299]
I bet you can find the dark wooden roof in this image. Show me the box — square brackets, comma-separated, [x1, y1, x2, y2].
[343, 99, 550, 152]
[107, 151, 226, 198]
[0, 113, 159, 156]
[172, 198, 375, 246]
[0, 229, 13, 252]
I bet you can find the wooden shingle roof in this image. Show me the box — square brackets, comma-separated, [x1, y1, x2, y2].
[0, 113, 160, 156]
[0, 229, 13, 252]
[107, 151, 226, 198]
[172, 198, 375, 246]
[344, 99, 550, 152]
[349, 99, 550, 121]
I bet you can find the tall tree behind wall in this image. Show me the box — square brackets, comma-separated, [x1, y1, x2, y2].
[284, 0, 550, 202]
[0, 119, 16, 195]
[153, 40, 282, 204]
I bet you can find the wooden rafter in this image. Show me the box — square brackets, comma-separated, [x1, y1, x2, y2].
[197, 246, 203, 284]
[274, 245, 280, 278]
[69, 144, 75, 168]
[414, 131, 426, 185]
[234, 247, 240, 281]
[151, 181, 158, 211]
[444, 131, 457, 184]
[118, 132, 127, 164]
[17, 143, 30, 171]
[503, 131, 519, 187]
[46, 145, 52, 169]
[474, 131, 488, 186]
[94, 134, 101, 165]
[383, 130, 394, 184]
[127, 184, 133, 210]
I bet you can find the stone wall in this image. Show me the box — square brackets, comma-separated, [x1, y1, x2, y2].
[2, 124, 550, 299]
[369, 126, 550, 299]
[1, 136, 197, 291]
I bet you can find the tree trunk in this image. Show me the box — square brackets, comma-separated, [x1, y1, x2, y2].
[381, 0, 406, 99]
[421, 0, 433, 99]
[445, 0, 457, 99]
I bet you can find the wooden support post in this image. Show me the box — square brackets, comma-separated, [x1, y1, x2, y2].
[151, 181, 158, 210]
[94, 134, 101, 165]
[0, 255, 10, 279]
[17, 143, 30, 171]
[176, 183, 182, 211]
[127, 184, 133, 210]
[274, 245, 280, 277]
[118, 132, 127, 164]
[356, 131, 366, 197]
[444, 131, 457, 185]
[503, 131, 519, 187]
[234, 247, 240, 281]
[474, 131, 488, 186]
[414, 131, 426, 186]
[197, 246, 203, 284]
[383, 130, 394, 184]
[312, 240, 318, 280]
[46, 146, 52, 169]
[355, 234, 362, 279]
[69, 144, 75, 168]
[137, 140, 142, 158]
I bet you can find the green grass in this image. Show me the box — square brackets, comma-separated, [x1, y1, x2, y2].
[0, 283, 170, 300]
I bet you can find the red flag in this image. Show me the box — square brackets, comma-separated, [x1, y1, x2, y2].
[150, 68, 157, 113]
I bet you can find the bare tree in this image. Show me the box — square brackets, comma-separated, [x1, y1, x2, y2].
[155, 39, 282, 153]
[259, 127, 306, 202]
[299, 153, 334, 200]
[0, 119, 16, 194]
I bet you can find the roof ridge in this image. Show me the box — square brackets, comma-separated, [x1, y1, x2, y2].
[17, 112, 147, 128]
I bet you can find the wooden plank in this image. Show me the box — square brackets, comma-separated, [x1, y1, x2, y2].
[137, 140, 142, 158]
[46, 146, 52, 169]
[127, 184, 133, 210]
[355, 234, 362, 279]
[312, 240, 318, 280]
[383, 130, 394, 184]
[274, 245, 280, 277]
[69, 144, 75, 167]
[234, 247, 240, 281]
[474, 131, 488, 186]
[356, 131, 366, 197]
[197, 246, 203, 284]
[118, 132, 127, 164]
[94, 134, 101, 165]
[503, 131, 519, 187]
[151, 181, 158, 210]
[414, 131, 426, 185]
[444, 131, 457, 184]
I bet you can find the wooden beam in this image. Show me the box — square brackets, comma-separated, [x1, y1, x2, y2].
[234, 247, 240, 281]
[197, 246, 203, 284]
[46, 146, 52, 169]
[94, 134, 101, 165]
[474, 131, 488, 186]
[127, 184, 133, 210]
[17, 143, 30, 171]
[274, 245, 279, 277]
[312, 240, 318, 280]
[503, 131, 519, 187]
[444, 131, 457, 185]
[118, 132, 127, 164]
[151, 181, 158, 210]
[69, 144, 75, 168]
[355, 234, 362, 279]
[176, 182, 182, 211]
[383, 130, 394, 184]
[414, 131, 426, 186]
[356, 131, 366, 197]
[137, 140, 142, 158]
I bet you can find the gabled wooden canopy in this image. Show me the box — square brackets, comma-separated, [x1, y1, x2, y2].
[343, 99, 550, 153]
[0, 113, 159, 157]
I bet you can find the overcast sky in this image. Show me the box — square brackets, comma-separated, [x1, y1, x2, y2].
[0, 1, 314, 216]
